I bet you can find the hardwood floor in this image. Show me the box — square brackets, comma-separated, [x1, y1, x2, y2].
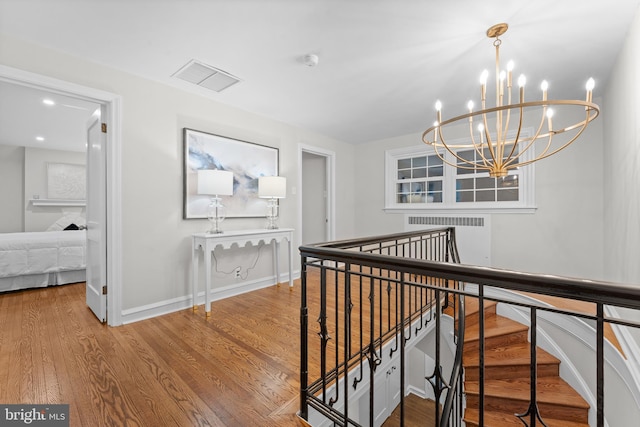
[2, 273, 620, 426]
[0, 282, 304, 426]
[382, 394, 436, 427]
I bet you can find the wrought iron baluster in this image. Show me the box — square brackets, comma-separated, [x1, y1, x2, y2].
[300, 257, 309, 420]
[389, 275, 400, 358]
[597, 303, 604, 427]
[342, 265, 351, 424]
[479, 287, 485, 427]
[368, 269, 377, 427]
[353, 266, 364, 390]
[318, 264, 331, 404]
[329, 267, 340, 407]
[516, 306, 547, 427]
[426, 288, 450, 426]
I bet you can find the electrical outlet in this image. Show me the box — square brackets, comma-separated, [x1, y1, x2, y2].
[234, 268, 241, 279]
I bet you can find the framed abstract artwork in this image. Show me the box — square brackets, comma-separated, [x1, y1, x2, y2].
[183, 128, 279, 219]
[47, 163, 86, 200]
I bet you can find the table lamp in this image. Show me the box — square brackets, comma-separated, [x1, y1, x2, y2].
[258, 176, 286, 229]
[197, 169, 233, 233]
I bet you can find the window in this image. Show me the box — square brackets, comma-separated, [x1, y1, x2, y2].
[385, 140, 534, 213]
[454, 149, 520, 203]
[396, 154, 443, 204]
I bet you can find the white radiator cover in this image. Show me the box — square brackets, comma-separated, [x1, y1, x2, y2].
[404, 214, 491, 267]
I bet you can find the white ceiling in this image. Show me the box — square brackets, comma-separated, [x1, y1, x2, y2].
[0, 0, 639, 146]
[0, 81, 99, 152]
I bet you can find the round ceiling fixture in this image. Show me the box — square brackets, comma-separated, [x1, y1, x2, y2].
[302, 54, 319, 67]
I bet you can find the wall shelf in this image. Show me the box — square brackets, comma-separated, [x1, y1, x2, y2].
[30, 199, 86, 207]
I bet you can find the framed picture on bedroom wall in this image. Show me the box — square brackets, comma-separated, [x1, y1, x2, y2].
[183, 128, 279, 219]
[47, 162, 86, 200]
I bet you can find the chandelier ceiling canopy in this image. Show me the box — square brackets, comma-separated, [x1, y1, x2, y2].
[422, 23, 600, 178]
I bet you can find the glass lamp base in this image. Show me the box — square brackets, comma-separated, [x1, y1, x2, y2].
[265, 198, 279, 229]
[206, 197, 226, 234]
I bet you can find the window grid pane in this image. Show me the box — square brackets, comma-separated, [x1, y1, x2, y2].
[454, 149, 520, 204]
[395, 154, 443, 204]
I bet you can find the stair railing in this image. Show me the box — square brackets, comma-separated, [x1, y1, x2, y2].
[299, 228, 465, 426]
[299, 228, 640, 427]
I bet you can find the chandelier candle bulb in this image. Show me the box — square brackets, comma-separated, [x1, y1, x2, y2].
[507, 60, 514, 87]
[518, 75, 526, 102]
[421, 22, 599, 178]
[586, 78, 595, 103]
[541, 80, 549, 101]
[480, 70, 488, 101]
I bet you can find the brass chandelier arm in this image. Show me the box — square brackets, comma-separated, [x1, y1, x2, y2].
[426, 140, 480, 173]
[422, 23, 599, 179]
[423, 103, 599, 177]
[435, 118, 479, 169]
[423, 100, 599, 142]
[425, 107, 598, 176]
[504, 109, 596, 169]
[500, 103, 550, 170]
[500, 104, 524, 168]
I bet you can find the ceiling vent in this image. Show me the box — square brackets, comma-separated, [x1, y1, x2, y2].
[172, 59, 241, 92]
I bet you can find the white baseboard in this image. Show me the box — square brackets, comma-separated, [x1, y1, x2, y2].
[120, 270, 299, 324]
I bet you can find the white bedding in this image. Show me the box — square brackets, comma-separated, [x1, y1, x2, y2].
[0, 230, 86, 292]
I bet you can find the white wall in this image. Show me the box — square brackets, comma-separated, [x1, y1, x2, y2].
[354, 110, 605, 280]
[603, 6, 640, 352]
[604, 7, 640, 286]
[0, 33, 355, 314]
[0, 144, 24, 232]
[24, 147, 86, 232]
[0, 144, 85, 233]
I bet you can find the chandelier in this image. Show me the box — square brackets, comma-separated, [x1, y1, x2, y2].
[422, 23, 600, 178]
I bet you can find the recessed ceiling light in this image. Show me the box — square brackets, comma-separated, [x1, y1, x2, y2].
[42, 99, 55, 106]
[36, 136, 45, 141]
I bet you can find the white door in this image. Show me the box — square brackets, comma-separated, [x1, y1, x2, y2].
[373, 363, 401, 427]
[301, 151, 328, 244]
[86, 108, 107, 322]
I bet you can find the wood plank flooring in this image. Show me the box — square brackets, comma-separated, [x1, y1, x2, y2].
[381, 394, 436, 427]
[0, 282, 304, 426]
[3, 273, 612, 426]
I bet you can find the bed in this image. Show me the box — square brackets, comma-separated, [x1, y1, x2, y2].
[0, 230, 86, 292]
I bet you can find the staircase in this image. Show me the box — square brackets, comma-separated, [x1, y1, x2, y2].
[462, 298, 591, 426]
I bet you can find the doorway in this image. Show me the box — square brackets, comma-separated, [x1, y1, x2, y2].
[0, 64, 122, 325]
[298, 145, 335, 247]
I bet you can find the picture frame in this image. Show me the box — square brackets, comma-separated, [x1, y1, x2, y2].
[183, 128, 279, 219]
[47, 162, 86, 200]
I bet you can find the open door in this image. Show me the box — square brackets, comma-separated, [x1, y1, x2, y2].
[86, 108, 107, 322]
[301, 151, 328, 244]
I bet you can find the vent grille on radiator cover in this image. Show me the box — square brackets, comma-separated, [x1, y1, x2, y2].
[408, 216, 485, 227]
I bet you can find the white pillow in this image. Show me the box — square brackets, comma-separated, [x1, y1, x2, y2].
[47, 214, 87, 231]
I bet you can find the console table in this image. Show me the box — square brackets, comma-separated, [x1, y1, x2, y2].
[191, 228, 294, 317]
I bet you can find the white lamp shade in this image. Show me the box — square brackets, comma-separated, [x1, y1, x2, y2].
[197, 169, 233, 196]
[258, 176, 286, 199]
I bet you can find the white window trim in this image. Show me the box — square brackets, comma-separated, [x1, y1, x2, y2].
[384, 131, 536, 214]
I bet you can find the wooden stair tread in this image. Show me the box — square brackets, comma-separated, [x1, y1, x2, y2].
[463, 298, 497, 317]
[463, 296, 590, 426]
[464, 377, 590, 409]
[463, 408, 590, 427]
[464, 315, 528, 342]
[464, 342, 560, 366]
